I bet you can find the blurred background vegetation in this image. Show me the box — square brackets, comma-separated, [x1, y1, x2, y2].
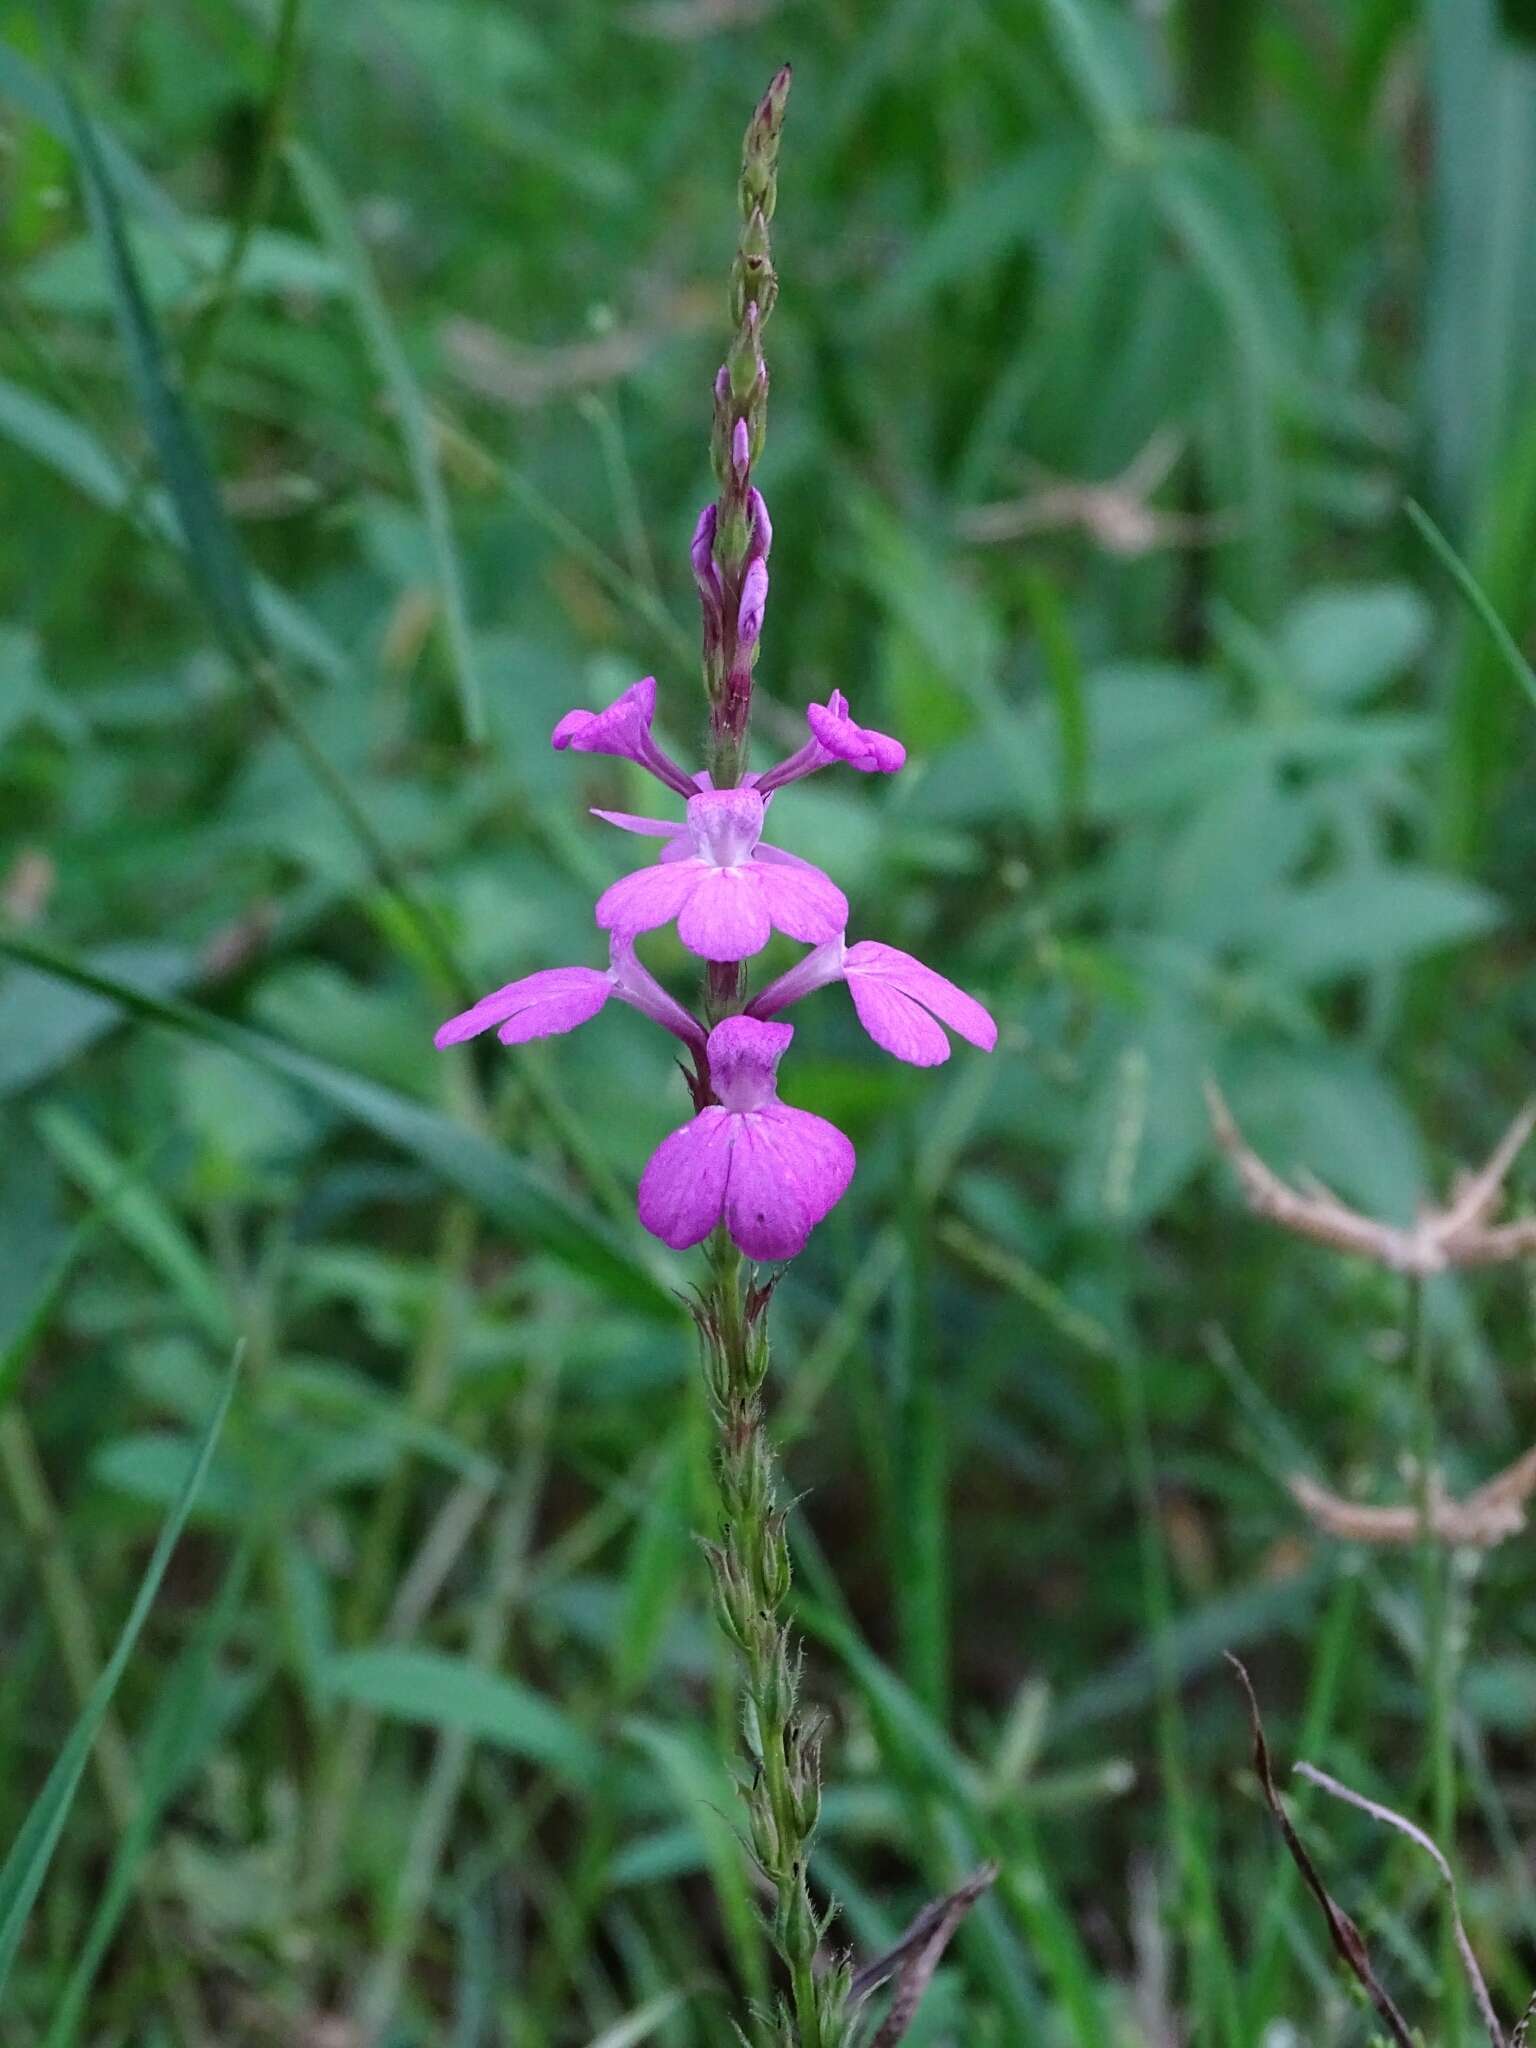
[6, 0, 1536, 2041]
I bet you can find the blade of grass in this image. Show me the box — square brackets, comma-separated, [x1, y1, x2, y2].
[289, 138, 485, 745]
[0, 1346, 241, 1997]
[0, 930, 678, 1315]
[35, 1105, 233, 1348]
[1405, 495, 1536, 714]
[59, 63, 264, 668]
[41, 1542, 259, 2048]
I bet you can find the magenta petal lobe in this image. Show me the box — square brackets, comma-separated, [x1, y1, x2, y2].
[595, 858, 701, 936]
[676, 870, 773, 962]
[724, 1105, 855, 1260]
[845, 941, 997, 1050]
[751, 855, 849, 945]
[434, 967, 612, 1049]
[637, 1110, 734, 1249]
[847, 976, 952, 1066]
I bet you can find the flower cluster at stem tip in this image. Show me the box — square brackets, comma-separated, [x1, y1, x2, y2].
[436, 556, 995, 1262]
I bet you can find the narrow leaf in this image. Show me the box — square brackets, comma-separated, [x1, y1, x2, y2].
[0, 1350, 241, 1995]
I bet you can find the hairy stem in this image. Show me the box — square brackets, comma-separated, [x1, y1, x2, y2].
[700, 1234, 847, 2046]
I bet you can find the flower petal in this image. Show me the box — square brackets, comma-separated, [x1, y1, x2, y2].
[751, 851, 849, 944]
[595, 858, 703, 936]
[845, 941, 997, 1049]
[723, 1105, 855, 1260]
[805, 692, 905, 774]
[846, 976, 952, 1066]
[551, 675, 657, 754]
[676, 869, 773, 961]
[591, 808, 684, 837]
[637, 1108, 734, 1249]
[434, 967, 612, 1049]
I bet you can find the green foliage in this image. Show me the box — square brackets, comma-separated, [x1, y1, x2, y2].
[4, 3, 1536, 2043]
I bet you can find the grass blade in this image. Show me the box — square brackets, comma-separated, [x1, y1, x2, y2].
[289, 139, 486, 745]
[1406, 495, 1536, 714]
[0, 1348, 242, 1997]
[0, 929, 677, 1316]
[59, 65, 265, 665]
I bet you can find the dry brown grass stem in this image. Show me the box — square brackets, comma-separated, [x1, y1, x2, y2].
[1207, 1082, 1536, 1274]
[1289, 1444, 1536, 1549]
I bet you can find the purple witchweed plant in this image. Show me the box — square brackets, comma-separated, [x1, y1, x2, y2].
[435, 71, 995, 2046]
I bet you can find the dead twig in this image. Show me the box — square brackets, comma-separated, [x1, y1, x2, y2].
[1289, 1444, 1536, 1550]
[1207, 1081, 1536, 1274]
[1227, 1655, 1414, 2047]
[849, 1863, 998, 2046]
[957, 432, 1239, 559]
[1294, 1761, 1503, 2048]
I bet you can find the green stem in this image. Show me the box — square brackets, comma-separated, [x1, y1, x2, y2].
[1111, 1335, 1244, 2048]
[1408, 1277, 1461, 2044]
[702, 1234, 836, 2047]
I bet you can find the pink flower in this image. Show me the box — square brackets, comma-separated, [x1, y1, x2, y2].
[755, 689, 906, 794]
[435, 933, 704, 1053]
[551, 676, 697, 799]
[594, 787, 848, 963]
[751, 934, 996, 1067]
[638, 1016, 854, 1258]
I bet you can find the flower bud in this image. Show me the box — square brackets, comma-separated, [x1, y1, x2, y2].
[690, 502, 721, 622]
[731, 417, 751, 483]
[737, 557, 768, 650]
[745, 487, 772, 562]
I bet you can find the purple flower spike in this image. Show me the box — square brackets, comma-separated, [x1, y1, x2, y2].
[638, 1016, 855, 1259]
[551, 676, 698, 799]
[595, 787, 848, 962]
[754, 689, 907, 795]
[738, 557, 768, 650]
[435, 934, 705, 1054]
[751, 934, 997, 1068]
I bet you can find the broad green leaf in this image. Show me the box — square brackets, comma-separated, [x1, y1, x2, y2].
[1280, 584, 1433, 704]
[1248, 868, 1503, 981]
[319, 1647, 599, 1784]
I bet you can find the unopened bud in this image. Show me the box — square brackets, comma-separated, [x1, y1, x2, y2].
[731, 417, 751, 483]
[690, 502, 721, 604]
[745, 488, 772, 562]
[738, 557, 768, 649]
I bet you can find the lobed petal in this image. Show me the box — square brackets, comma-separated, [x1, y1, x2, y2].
[637, 1108, 734, 1249]
[591, 807, 684, 838]
[676, 868, 773, 962]
[723, 1105, 855, 1261]
[595, 858, 703, 936]
[751, 850, 849, 945]
[846, 976, 952, 1066]
[434, 966, 612, 1049]
[845, 940, 997, 1050]
[805, 690, 905, 774]
[551, 675, 657, 755]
